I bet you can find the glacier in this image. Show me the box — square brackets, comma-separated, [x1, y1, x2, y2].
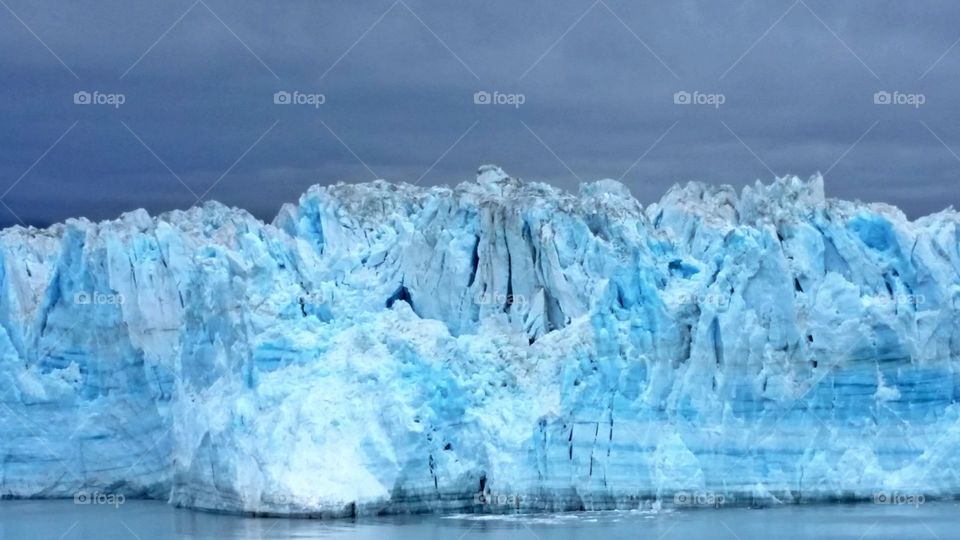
[0, 165, 959, 517]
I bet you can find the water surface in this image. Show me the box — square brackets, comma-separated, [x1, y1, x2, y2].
[0, 500, 953, 539]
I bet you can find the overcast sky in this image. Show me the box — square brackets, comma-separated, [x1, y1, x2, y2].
[1, 0, 959, 227]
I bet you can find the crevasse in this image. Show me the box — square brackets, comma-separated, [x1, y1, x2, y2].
[0, 165, 958, 516]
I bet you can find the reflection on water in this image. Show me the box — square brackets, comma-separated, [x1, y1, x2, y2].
[0, 500, 955, 539]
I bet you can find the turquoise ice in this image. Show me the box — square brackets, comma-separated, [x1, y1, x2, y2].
[0, 166, 958, 516]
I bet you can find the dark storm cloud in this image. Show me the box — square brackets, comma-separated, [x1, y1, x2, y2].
[1, 0, 958, 228]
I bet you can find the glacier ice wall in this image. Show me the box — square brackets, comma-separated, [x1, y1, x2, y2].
[1, 165, 959, 516]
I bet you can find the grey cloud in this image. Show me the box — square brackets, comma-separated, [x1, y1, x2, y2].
[1, 0, 958, 228]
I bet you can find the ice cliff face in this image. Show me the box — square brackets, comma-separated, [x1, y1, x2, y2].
[1, 166, 959, 516]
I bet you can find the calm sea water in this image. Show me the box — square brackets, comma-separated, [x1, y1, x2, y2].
[0, 500, 954, 539]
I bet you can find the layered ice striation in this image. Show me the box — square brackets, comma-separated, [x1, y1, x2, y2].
[1, 166, 959, 516]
